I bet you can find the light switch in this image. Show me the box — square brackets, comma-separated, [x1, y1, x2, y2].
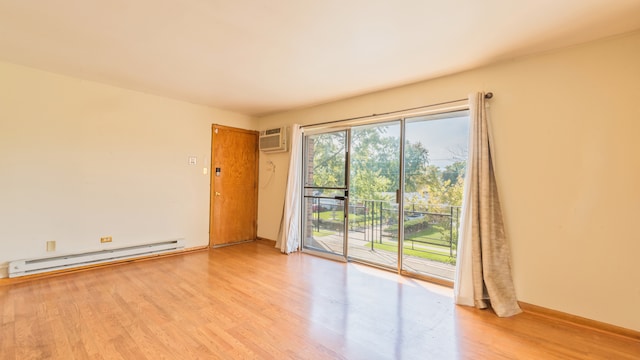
[188, 156, 197, 165]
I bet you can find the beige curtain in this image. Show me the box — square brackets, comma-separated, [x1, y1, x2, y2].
[454, 92, 521, 317]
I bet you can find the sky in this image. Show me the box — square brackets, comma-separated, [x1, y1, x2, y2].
[361, 112, 470, 169]
[405, 114, 470, 168]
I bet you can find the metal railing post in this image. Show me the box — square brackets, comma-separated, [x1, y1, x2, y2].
[316, 198, 320, 233]
[371, 200, 375, 244]
[379, 201, 383, 244]
[449, 205, 454, 257]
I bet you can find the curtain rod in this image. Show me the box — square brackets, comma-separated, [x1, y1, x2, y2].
[301, 92, 493, 129]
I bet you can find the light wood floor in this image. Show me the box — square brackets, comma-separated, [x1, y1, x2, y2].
[1, 241, 638, 359]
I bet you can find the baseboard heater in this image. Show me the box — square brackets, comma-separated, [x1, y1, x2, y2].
[8, 239, 185, 278]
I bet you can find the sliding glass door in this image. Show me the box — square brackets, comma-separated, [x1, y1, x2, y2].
[302, 130, 349, 260]
[401, 111, 469, 280]
[347, 121, 401, 269]
[301, 110, 470, 282]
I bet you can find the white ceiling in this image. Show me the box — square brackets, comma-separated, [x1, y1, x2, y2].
[1, 1, 639, 116]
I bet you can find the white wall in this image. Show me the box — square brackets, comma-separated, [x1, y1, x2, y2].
[0, 62, 255, 276]
[256, 31, 640, 331]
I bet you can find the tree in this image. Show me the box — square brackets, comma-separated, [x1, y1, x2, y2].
[423, 163, 466, 247]
[308, 126, 432, 202]
[442, 161, 466, 185]
[309, 132, 346, 188]
[425, 164, 465, 210]
[403, 142, 429, 192]
[349, 127, 431, 199]
[350, 128, 393, 201]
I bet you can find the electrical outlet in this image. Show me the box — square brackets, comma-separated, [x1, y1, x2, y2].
[46, 240, 56, 252]
[100, 236, 112, 243]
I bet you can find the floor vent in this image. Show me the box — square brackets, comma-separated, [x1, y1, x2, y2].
[8, 239, 185, 278]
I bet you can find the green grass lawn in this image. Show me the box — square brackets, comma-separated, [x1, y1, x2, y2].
[387, 225, 453, 247]
[317, 210, 369, 222]
[368, 240, 456, 265]
[406, 225, 444, 239]
[317, 210, 341, 220]
[405, 226, 454, 247]
[312, 229, 335, 237]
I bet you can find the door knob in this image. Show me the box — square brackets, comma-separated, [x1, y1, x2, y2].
[215, 192, 221, 197]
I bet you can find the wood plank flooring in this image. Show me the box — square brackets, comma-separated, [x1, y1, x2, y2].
[1, 241, 638, 359]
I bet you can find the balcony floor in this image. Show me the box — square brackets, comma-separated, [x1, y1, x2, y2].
[305, 231, 456, 281]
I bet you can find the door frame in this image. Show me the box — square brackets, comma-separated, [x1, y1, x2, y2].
[301, 128, 351, 261]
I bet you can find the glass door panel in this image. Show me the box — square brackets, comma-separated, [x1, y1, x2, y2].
[302, 130, 349, 259]
[347, 122, 401, 269]
[402, 111, 469, 281]
[303, 189, 346, 256]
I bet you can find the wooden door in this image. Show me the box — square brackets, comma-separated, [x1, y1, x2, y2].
[209, 124, 259, 246]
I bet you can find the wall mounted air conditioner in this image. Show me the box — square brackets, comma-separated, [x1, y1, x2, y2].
[259, 126, 288, 153]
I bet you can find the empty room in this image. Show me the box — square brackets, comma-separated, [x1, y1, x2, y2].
[1, 1, 639, 359]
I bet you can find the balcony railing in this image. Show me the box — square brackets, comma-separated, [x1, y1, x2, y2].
[310, 198, 460, 264]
